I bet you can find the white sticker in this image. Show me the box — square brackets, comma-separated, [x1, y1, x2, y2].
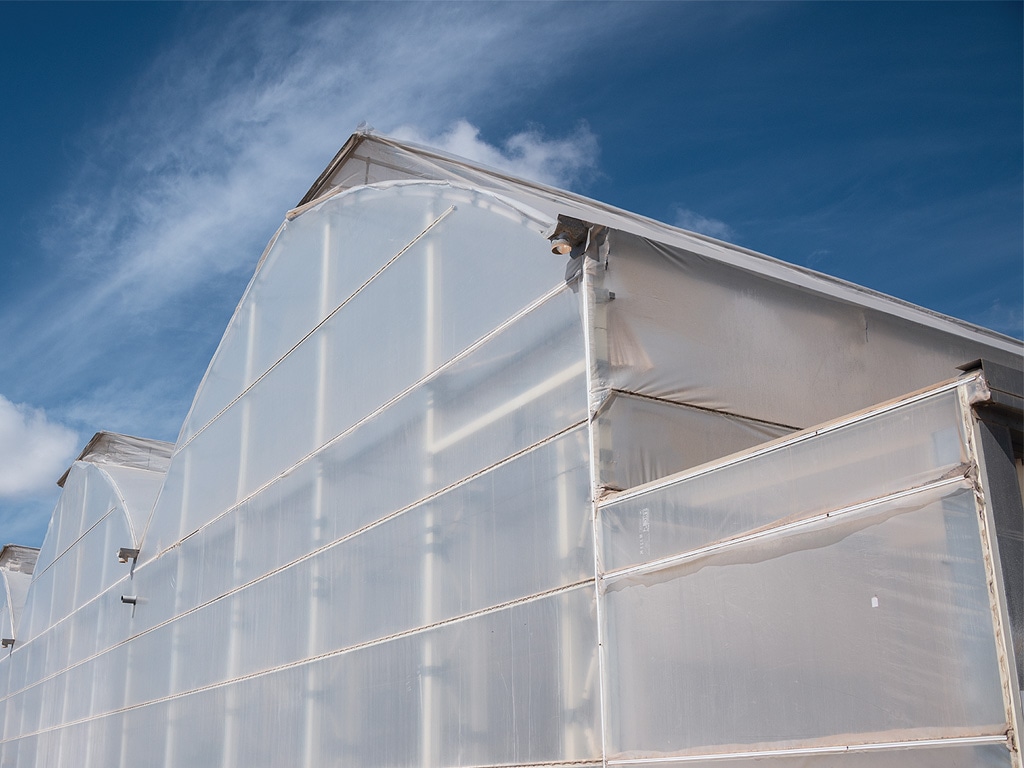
[639, 507, 650, 558]
[871, 596, 879, 608]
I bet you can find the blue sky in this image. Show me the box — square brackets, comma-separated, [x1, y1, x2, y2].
[0, 1, 1021, 547]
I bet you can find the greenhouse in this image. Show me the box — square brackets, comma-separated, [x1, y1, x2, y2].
[0, 130, 1021, 767]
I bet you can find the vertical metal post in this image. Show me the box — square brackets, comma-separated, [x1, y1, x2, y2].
[221, 300, 257, 768]
[420, 210, 439, 768]
[161, 448, 191, 766]
[302, 216, 333, 766]
[959, 382, 1023, 767]
[581, 229, 611, 765]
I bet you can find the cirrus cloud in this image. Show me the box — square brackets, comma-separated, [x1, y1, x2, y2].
[391, 119, 600, 189]
[673, 207, 735, 241]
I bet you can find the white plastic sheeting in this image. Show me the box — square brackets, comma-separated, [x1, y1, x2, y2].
[592, 230, 1021, 432]
[599, 383, 1012, 764]
[306, 133, 1023, 359]
[0, 135, 1021, 767]
[0, 571, 31, 643]
[55, 431, 172, 488]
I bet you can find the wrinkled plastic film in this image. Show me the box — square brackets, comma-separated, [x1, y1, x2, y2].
[600, 388, 967, 574]
[600, 230, 1022, 432]
[598, 385, 1010, 761]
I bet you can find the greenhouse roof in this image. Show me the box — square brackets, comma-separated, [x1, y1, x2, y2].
[55, 431, 173, 488]
[297, 130, 1021, 355]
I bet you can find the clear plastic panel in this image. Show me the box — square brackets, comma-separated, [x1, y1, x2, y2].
[16, 497, 135, 656]
[181, 181, 556, 446]
[30, 505, 60, 583]
[596, 392, 792, 491]
[31, 470, 81, 579]
[51, 466, 88, 558]
[126, 430, 592, 696]
[263, 586, 597, 766]
[310, 291, 586, 549]
[41, 562, 71, 639]
[18, 564, 55, 644]
[239, 334, 320, 500]
[38, 668, 67, 736]
[143, 402, 244, 558]
[124, 618, 175, 708]
[233, 189, 562, 503]
[181, 185, 446, 441]
[17, 683, 42, 742]
[80, 635, 129, 719]
[2, 588, 599, 767]
[12, 585, 133, 710]
[136, 425, 590, 637]
[137, 452, 190, 561]
[602, 484, 1007, 756]
[600, 388, 967, 574]
[151, 185, 572, 560]
[144, 287, 585, 564]
[137, 586, 598, 767]
[0, 576, 10, 640]
[4, 571, 31, 640]
[75, 466, 117, 537]
[100, 464, 165, 539]
[68, 509, 132, 616]
[179, 296, 252, 444]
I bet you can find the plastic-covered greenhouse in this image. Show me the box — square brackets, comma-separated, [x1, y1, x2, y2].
[1, 131, 1022, 767]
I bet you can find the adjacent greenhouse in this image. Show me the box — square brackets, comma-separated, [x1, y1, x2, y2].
[1, 131, 1021, 767]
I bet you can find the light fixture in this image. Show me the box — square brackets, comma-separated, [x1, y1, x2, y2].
[1, 638, 14, 649]
[547, 215, 590, 257]
[550, 235, 574, 255]
[121, 596, 138, 606]
[117, 547, 140, 564]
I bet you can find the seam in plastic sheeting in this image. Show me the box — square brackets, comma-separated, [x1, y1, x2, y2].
[288, 177, 555, 234]
[0, 580, 595, 742]
[30, 500, 118, 585]
[606, 734, 1010, 764]
[600, 474, 971, 587]
[175, 204, 457, 456]
[176, 219, 288, 447]
[0, 420, 589, 704]
[604, 389, 799, 433]
[601, 373, 983, 509]
[96, 465, 138, 546]
[579, 229, 612, 764]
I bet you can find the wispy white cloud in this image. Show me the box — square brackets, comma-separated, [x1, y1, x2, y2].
[0, 3, 622, 544]
[977, 299, 1024, 339]
[391, 119, 599, 189]
[673, 207, 735, 240]
[0, 395, 78, 499]
[806, 248, 831, 266]
[47, 5, 608, 318]
[2, 4, 614, 421]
